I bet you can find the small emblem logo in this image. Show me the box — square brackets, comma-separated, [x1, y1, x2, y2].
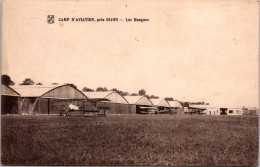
[47, 15, 55, 24]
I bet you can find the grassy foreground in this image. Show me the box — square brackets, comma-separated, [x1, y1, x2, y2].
[1, 114, 259, 166]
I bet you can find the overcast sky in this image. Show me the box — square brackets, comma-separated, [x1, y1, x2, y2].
[2, 0, 259, 108]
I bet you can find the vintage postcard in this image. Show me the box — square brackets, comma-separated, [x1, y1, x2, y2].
[1, 0, 259, 166]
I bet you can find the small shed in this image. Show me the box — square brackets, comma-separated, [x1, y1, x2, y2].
[124, 96, 155, 114]
[83, 91, 130, 114]
[206, 107, 221, 115]
[11, 84, 87, 115]
[243, 107, 259, 116]
[226, 108, 243, 115]
[1, 84, 20, 114]
[219, 107, 243, 115]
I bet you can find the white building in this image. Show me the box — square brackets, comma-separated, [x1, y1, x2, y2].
[188, 104, 243, 116]
[225, 108, 243, 115]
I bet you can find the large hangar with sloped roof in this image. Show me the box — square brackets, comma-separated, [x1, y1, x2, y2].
[168, 101, 183, 109]
[168, 100, 184, 114]
[150, 98, 171, 112]
[124, 96, 155, 114]
[83, 91, 130, 114]
[1, 84, 20, 114]
[150, 98, 170, 107]
[10, 84, 87, 115]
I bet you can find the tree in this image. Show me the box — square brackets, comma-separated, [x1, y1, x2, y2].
[36, 82, 43, 85]
[117, 91, 123, 96]
[122, 92, 129, 96]
[82, 87, 94, 92]
[110, 88, 129, 96]
[110, 88, 120, 94]
[182, 102, 189, 107]
[165, 97, 174, 101]
[19, 78, 34, 85]
[96, 87, 103, 91]
[67, 83, 77, 89]
[96, 87, 108, 92]
[51, 83, 59, 85]
[131, 93, 138, 96]
[138, 89, 146, 96]
[1, 75, 15, 86]
[149, 95, 159, 99]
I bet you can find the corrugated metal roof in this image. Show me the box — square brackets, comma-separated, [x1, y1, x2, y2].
[124, 96, 143, 104]
[83, 91, 114, 99]
[1, 84, 20, 96]
[11, 85, 57, 97]
[124, 96, 153, 105]
[83, 91, 129, 104]
[150, 98, 161, 105]
[168, 101, 183, 108]
[150, 98, 170, 107]
[10, 84, 87, 99]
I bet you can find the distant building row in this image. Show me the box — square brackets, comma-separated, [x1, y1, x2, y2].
[1, 84, 183, 115]
[2, 84, 258, 116]
[186, 104, 259, 116]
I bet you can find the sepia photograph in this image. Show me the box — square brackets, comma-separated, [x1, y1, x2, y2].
[1, 0, 259, 166]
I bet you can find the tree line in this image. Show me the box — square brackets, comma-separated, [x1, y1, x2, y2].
[82, 87, 162, 99]
[1, 74, 176, 100]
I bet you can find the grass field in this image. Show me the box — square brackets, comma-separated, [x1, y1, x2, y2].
[1, 114, 259, 166]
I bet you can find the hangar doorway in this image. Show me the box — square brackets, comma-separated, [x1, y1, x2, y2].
[220, 108, 228, 115]
[136, 105, 157, 114]
[1, 95, 19, 114]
